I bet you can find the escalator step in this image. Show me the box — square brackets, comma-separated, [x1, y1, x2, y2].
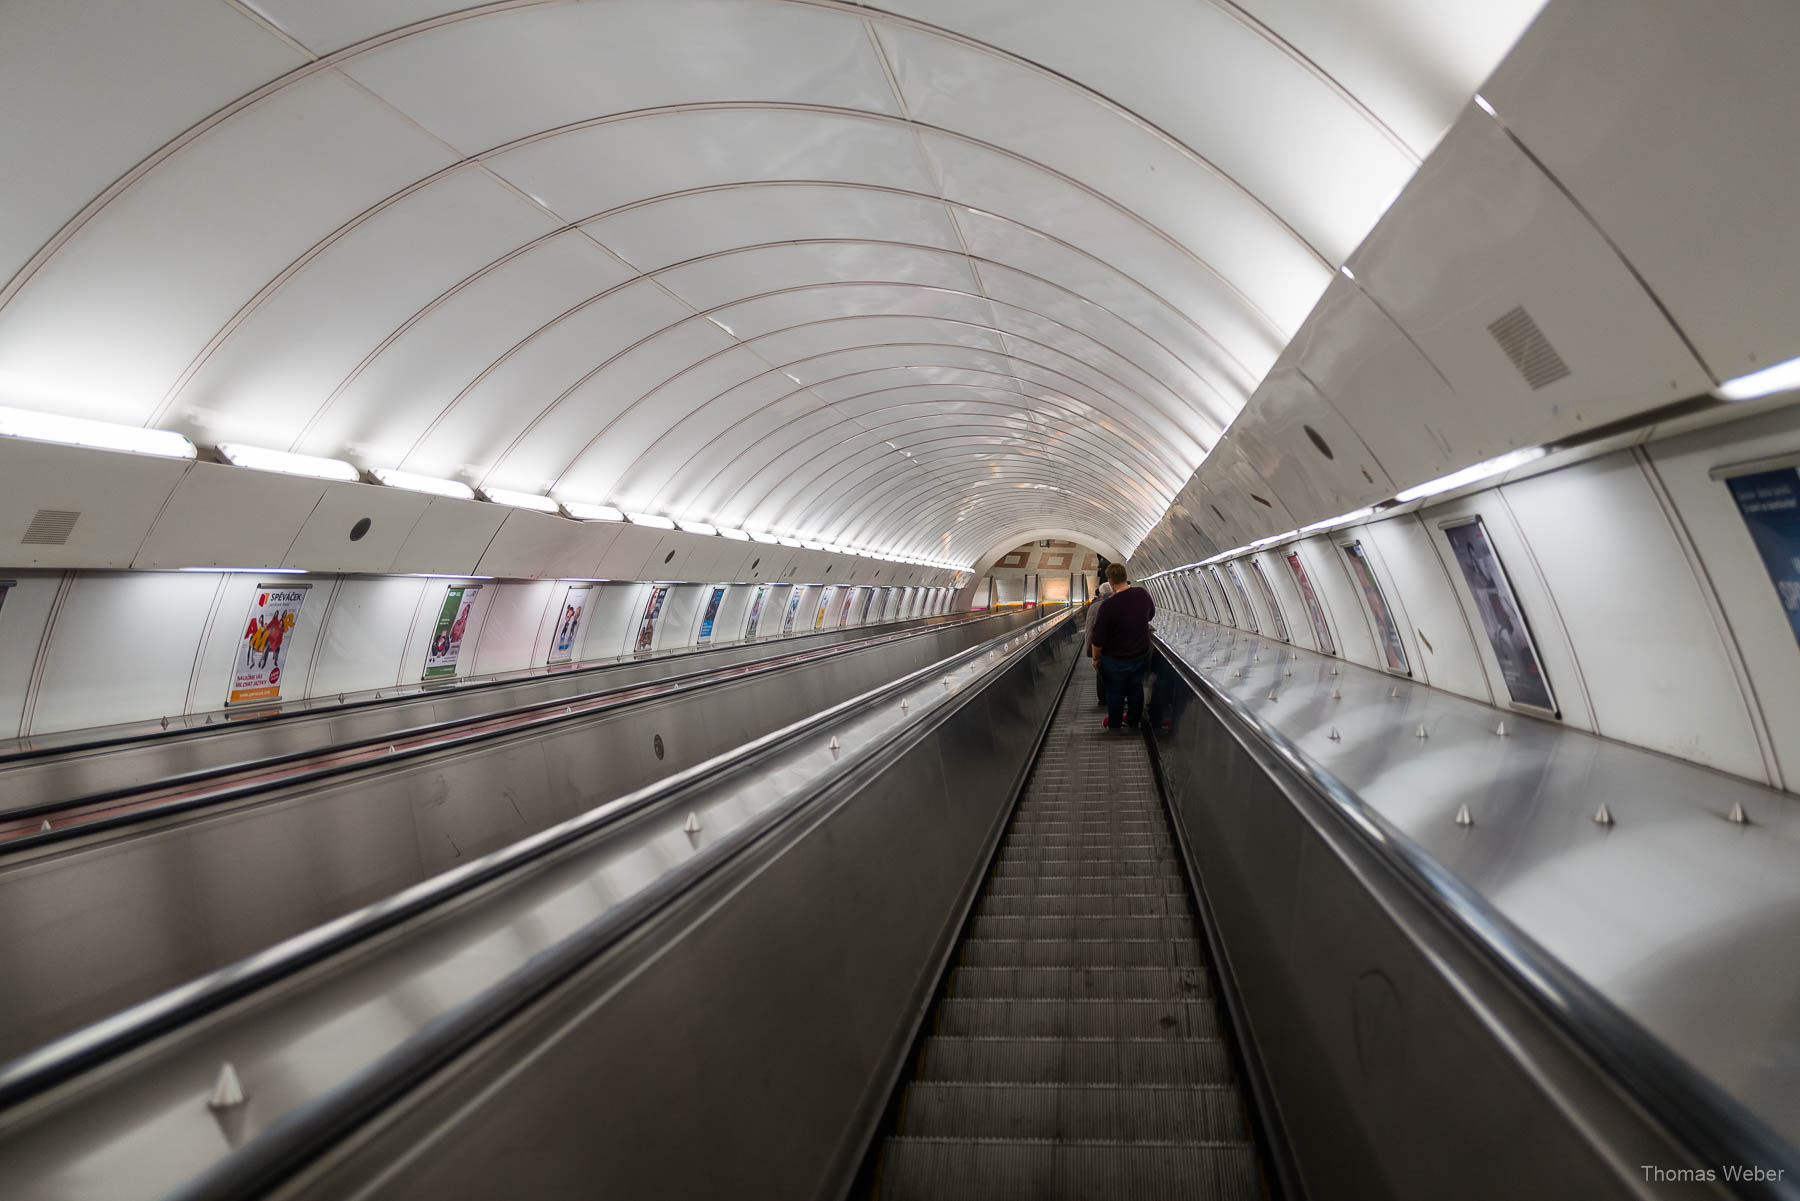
[916, 1036, 1234, 1085]
[974, 893, 1191, 919]
[934, 997, 1220, 1038]
[873, 1136, 1262, 1201]
[894, 1081, 1249, 1142]
[987, 858, 1182, 878]
[957, 937, 1205, 969]
[945, 965, 1209, 1000]
[967, 914, 1200, 942]
[982, 874, 1188, 896]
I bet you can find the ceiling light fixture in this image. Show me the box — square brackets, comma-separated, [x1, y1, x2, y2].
[0, 405, 196, 460]
[217, 442, 359, 483]
[370, 467, 475, 500]
[625, 512, 676, 530]
[1394, 447, 1547, 504]
[1715, 355, 1800, 402]
[717, 527, 751, 541]
[675, 520, 718, 536]
[561, 500, 625, 522]
[745, 529, 778, 544]
[479, 486, 560, 513]
[1473, 93, 1498, 119]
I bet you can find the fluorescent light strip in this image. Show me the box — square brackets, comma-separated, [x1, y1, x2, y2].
[675, 520, 718, 536]
[776, 537, 802, 548]
[218, 442, 359, 483]
[745, 529, 778, 544]
[1473, 93, 1498, 118]
[1715, 355, 1800, 402]
[180, 566, 307, 574]
[479, 486, 559, 514]
[626, 512, 676, 530]
[1300, 506, 1376, 534]
[1394, 447, 1546, 504]
[717, 527, 751, 541]
[370, 467, 474, 500]
[801, 541, 824, 551]
[0, 405, 196, 460]
[561, 500, 625, 522]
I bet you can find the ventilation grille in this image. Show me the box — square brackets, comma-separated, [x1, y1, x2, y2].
[1488, 306, 1571, 390]
[22, 509, 79, 545]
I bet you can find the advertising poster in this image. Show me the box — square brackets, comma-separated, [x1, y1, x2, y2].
[1226, 564, 1260, 633]
[697, 586, 726, 644]
[781, 588, 804, 635]
[423, 584, 482, 679]
[229, 583, 310, 704]
[1208, 568, 1237, 625]
[1342, 542, 1410, 674]
[1726, 465, 1800, 648]
[1250, 560, 1290, 642]
[1443, 518, 1555, 712]
[813, 586, 835, 630]
[634, 584, 670, 654]
[1284, 552, 1334, 654]
[858, 587, 877, 624]
[743, 585, 769, 638]
[840, 587, 859, 626]
[548, 584, 592, 665]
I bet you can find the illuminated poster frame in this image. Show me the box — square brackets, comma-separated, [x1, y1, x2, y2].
[1440, 516, 1556, 714]
[1283, 551, 1334, 654]
[1193, 571, 1222, 624]
[1208, 567, 1238, 626]
[812, 585, 835, 629]
[228, 582, 310, 704]
[858, 587, 877, 624]
[1716, 455, 1800, 649]
[633, 584, 669, 654]
[696, 586, 726, 645]
[743, 585, 770, 639]
[780, 587, 805, 635]
[1249, 559, 1290, 642]
[548, 583, 591, 665]
[1339, 541, 1409, 675]
[423, 583, 481, 679]
[1225, 563, 1260, 633]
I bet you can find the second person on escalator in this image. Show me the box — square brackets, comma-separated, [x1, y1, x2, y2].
[1089, 562, 1155, 733]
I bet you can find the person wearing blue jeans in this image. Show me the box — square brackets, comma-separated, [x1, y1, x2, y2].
[1088, 562, 1156, 733]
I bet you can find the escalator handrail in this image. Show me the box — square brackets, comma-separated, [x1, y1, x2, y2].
[1152, 630, 1800, 1198]
[0, 609, 1069, 1116]
[1, 611, 1014, 840]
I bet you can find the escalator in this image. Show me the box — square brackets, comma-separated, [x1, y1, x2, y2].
[860, 678, 1267, 1200]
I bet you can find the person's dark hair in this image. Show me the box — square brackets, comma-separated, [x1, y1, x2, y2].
[1105, 562, 1128, 586]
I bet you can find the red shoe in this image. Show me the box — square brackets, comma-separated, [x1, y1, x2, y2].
[1101, 717, 1111, 729]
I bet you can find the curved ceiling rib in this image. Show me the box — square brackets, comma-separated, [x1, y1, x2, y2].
[0, 0, 1545, 565]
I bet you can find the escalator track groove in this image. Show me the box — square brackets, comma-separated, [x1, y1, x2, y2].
[864, 673, 1266, 1200]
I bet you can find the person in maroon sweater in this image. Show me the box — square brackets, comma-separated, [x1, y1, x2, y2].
[1089, 562, 1156, 732]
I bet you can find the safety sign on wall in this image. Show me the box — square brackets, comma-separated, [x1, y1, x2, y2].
[228, 583, 310, 704]
[635, 584, 670, 654]
[548, 584, 592, 665]
[697, 586, 726, 644]
[423, 584, 482, 679]
[744, 585, 769, 638]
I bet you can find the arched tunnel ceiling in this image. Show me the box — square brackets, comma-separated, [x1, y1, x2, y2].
[0, 0, 1544, 566]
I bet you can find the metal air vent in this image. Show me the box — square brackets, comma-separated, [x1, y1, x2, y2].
[1487, 306, 1571, 390]
[22, 509, 80, 545]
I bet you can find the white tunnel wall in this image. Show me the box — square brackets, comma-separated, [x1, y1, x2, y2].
[0, 564, 965, 739]
[1137, 405, 1800, 789]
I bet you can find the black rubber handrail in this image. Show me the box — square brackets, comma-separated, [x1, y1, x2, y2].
[0, 609, 968, 767]
[1, 611, 1013, 843]
[1153, 632, 1800, 1200]
[0, 609, 1068, 1115]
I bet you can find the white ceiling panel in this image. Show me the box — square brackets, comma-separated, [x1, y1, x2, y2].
[246, 0, 474, 55]
[0, 0, 305, 287]
[339, 0, 900, 154]
[0, 70, 454, 426]
[877, 25, 1332, 333]
[170, 169, 556, 449]
[486, 318, 741, 494]
[585, 185, 963, 274]
[399, 279, 694, 481]
[745, 316, 1009, 368]
[297, 231, 633, 465]
[656, 243, 978, 312]
[487, 108, 936, 221]
[707, 285, 997, 341]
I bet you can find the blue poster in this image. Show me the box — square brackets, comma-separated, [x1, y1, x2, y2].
[697, 586, 725, 643]
[1727, 466, 1800, 646]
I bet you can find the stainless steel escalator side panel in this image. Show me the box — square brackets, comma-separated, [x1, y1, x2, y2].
[0, 612, 1033, 1063]
[1148, 629, 1788, 1200]
[0, 612, 1080, 1201]
[0, 612, 1001, 817]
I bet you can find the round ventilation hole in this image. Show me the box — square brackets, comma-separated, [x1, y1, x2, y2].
[349, 517, 372, 542]
[1303, 424, 1334, 460]
[653, 734, 665, 760]
[663, 550, 676, 564]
